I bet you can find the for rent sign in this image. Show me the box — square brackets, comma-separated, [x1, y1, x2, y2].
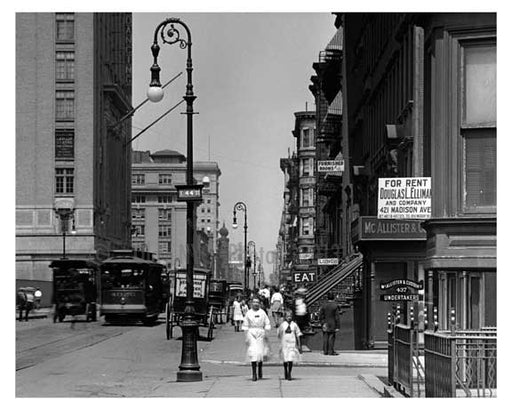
[378, 177, 431, 219]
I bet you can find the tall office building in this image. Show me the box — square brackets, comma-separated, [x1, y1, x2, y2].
[131, 149, 221, 273]
[16, 13, 133, 300]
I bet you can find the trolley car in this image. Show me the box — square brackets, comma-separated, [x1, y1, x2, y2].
[165, 267, 214, 340]
[99, 254, 168, 325]
[50, 259, 99, 322]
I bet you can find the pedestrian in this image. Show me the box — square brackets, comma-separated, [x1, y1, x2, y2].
[241, 299, 249, 316]
[258, 285, 270, 313]
[232, 296, 244, 332]
[23, 289, 35, 321]
[270, 286, 284, 327]
[294, 288, 308, 332]
[16, 288, 27, 322]
[242, 297, 271, 381]
[319, 292, 341, 355]
[34, 287, 42, 310]
[277, 309, 302, 381]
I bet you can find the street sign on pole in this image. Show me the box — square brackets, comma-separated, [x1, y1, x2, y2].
[176, 184, 203, 202]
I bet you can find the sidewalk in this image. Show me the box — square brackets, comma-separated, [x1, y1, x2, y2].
[202, 321, 388, 368]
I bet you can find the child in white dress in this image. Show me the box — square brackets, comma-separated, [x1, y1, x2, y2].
[277, 310, 302, 380]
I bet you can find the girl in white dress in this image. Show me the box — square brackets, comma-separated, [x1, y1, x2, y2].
[277, 310, 302, 380]
[241, 298, 271, 381]
[232, 296, 244, 332]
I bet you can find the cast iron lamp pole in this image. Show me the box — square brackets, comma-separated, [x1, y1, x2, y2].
[147, 17, 202, 382]
[232, 202, 248, 292]
[248, 240, 257, 290]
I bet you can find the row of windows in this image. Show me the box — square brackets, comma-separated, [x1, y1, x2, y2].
[131, 173, 173, 185]
[132, 208, 172, 221]
[131, 225, 173, 238]
[199, 218, 212, 224]
[131, 195, 176, 204]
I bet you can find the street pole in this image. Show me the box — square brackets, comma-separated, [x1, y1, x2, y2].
[232, 202, 248, 292]
[148, 18, 202, 382]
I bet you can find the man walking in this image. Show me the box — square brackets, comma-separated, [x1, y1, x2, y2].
[319, 292, 340, 355]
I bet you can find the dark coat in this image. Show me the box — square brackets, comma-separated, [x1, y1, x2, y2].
[319, 300, 340, 332]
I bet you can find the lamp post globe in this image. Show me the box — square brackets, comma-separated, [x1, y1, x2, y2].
[147, 86, 164, 102]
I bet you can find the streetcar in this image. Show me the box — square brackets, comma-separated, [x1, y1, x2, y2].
[165, 267, 214, 340]
[50, 259, 99, 322]
[99, 253, 168, 325]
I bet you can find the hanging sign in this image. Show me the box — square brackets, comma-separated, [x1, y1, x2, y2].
[379, 279, 423, 302]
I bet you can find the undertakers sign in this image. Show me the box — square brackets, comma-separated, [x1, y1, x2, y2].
[378, 177, 431, 219]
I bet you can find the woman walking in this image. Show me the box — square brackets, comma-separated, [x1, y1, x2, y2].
[270, 286, 284, 327]
[277, 310, 302, 381]
[242, 297, 271, 381]
[232, 296, 244, 332]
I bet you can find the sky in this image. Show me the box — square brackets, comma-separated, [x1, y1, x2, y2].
[131, 13, 337, 280]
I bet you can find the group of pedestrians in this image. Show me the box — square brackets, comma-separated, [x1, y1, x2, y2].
[232, 284, 342, 382]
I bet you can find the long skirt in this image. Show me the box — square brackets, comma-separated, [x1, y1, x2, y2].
[245, 328, 269, 362]
[280, 332, 301, 362]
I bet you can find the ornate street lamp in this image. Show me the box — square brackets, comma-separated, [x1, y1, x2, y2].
[232, 201, 248, 291]
[147, 17, 202, 382]
[248, 240, 257, 290]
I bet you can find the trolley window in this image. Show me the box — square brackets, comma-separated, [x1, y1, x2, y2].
[102, 267, 146, 289]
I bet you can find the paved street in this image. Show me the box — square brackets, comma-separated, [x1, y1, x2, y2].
[16, 314, 389, 398]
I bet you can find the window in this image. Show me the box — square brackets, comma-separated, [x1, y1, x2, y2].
[301, 217, 313, 236]
[55, 90, 74, 120]
[158, 195, 172, 203]
[56, 13, 74, 41]
[301, 158, 313, 177]
[55, 129, 74, 159]
[302, 128, 311, 148]
[301, 187, 314, 207]
[206, 199, 211, 204]
[55, 168, 74, 194]
[132, 194, 145, 203]
[132, 209, 145, 220]
[207, 208, 211, 213]
[55, 51, 75, 81]
[159, 241, 171, 254]
[158, 208, 172, 221]
[159, 225, 172, 237]
[132, 174, 145, 185]
[159, 173, 172, 184]
[461, 43, 496, 211]
[132, 225, 145, 237]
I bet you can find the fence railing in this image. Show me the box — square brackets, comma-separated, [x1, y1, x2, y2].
[388, 324, 424, 397]
[424, 329, 497, 397]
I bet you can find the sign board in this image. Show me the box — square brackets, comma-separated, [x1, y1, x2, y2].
[176, 184, 203, 202]
[318, 258, 339, 266]
[318, 160, 344, 173]
[378, 177, 431, 219]
[175, 272, 207, 298]
[379, 279, 423, 303]
[293, 272, 316, 283]
[298, 253, 314, 260]
[55, 134, 74, 159]
[352, 217, 426, 242]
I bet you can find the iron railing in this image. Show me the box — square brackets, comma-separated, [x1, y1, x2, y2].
[424, 329, 497, 397]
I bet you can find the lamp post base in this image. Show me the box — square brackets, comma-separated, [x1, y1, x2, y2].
[176, 318, 203, 382]
[177, 369, 203, 382]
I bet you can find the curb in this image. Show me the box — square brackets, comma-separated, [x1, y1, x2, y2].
[358, 374, 404, 398]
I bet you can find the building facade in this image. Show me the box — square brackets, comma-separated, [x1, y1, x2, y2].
[16, 13, 133, 303]
[341, 13, 496, 348]
[131, 149, 221, 274]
